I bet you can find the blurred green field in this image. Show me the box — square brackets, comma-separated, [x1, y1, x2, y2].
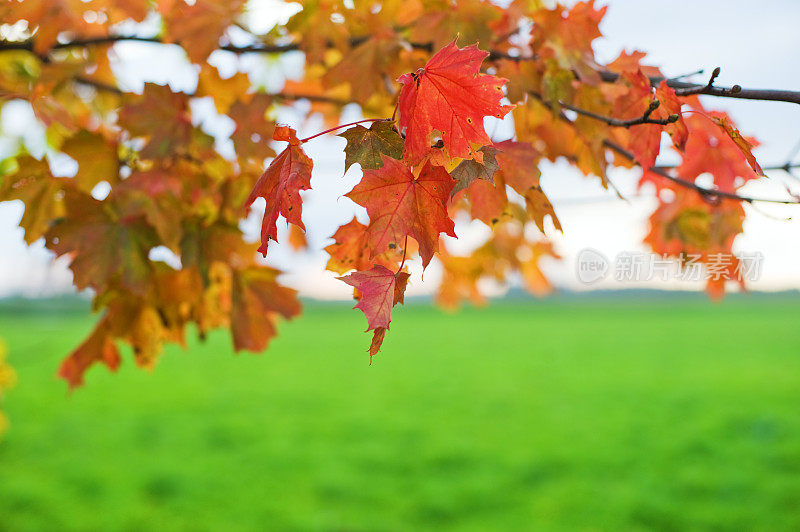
[1, 295, 799, 531]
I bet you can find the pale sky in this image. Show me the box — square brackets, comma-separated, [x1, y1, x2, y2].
[1, 0, 799, 298]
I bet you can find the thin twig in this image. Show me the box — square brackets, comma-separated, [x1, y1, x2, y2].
[674, 66, 722, 96]
[528, 91, 799, 205]
[300, 118, 390, 143]
[561, 99, 679, 128]
[603, 139, 800, 205]
[596, 69, 797, 105]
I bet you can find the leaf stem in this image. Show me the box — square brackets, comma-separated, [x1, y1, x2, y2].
[397, 235, 409, 274]
[300, 118, 391, 143]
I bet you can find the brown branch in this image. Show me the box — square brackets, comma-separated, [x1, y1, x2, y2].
[596, 69, 800, 105]
[7, 31, 800, 106]
[603, 139, 800, 205]
[673, 66, 722, 96]
[73, 76, 123, 95]
[561, 99, 679, 128]
[653, 162, 800, 173]
[72, 76, 351, 106]
[528, 91, 800, 205]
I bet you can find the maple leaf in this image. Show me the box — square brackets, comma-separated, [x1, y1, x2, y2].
[609, 69, 662, 169]
[711, 116, 764, 176]
[161, 0, 245, 63]
[119, 83, 192, 159]
[655, 82, 688, 151]
[346, 155, 456, 268]
[46, 189, 156, 296]
[323, 34, 402, 104]
[61, 129, 120, 193]
[494, 140, 561, 233]
[113, 168, 186, 252]
[229, 94, 277, 162]
[677, 113, 760, 193]
[460, 178, 508, 227]
[408, 0, 503, 50]
[338, 265, 410, 360]
[58, 315, 121, 390]
[450, 146, 500, 196]
[246, 126, 314, 256]
[338, 121, 404, 172]
[397, 40, 514, 165]
[0, 155, 64, 244]
[324, 217, 404, 275]
[197, 64, 252, 114]
[231, 267, 301, 352]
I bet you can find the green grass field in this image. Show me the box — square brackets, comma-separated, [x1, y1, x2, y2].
[1, 295, 799, 531]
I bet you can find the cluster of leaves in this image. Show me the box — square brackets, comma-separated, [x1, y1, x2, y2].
[0, 0, 772, 386]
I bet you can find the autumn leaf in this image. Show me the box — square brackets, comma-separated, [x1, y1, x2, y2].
[46, 189, 155, 296]
[397, 40, 514, 165]
[58, 315, 121, 390]
[119, 83, 192, 160]
[338, 121, 404, 172]
[655, 81, 688, 151]
[288, 224, 308, 251]
[246, 126, 314, 256]
[677, 113, 760, 193]
[0, 155, 64, 244]
[231, 267, 301, 352]
[323, 34, 402, 104]
[197, 64, 252, 114]
[460, 177, 508, 227]
[610, 69, 662, 169]
[113, 168, 186, 252]
[161, 0, 245, 63]
[338, 265, 410, 360]
[450, 146, 500, 196]
[494, 140, 561, 233]
[324, 217, 404, 275]
[711, 115, 764, 176]
[229, 94, 277, 162]
[61, 130, 120, 193]
[346, 155, 456, 268]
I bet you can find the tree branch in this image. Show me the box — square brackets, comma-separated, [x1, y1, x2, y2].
[72, 76, 352, 106]
[602, 139, 800, 205]
[596, 69, 800, 105]
[7, 32, 799, 105]
[561, 99, 679, 128]
[528, 91, 800, 205]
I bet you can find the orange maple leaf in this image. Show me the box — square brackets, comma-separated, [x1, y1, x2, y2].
[246, 126, 313, 256]
[346, 155, 456, 268]
[324, 217, 404, 275]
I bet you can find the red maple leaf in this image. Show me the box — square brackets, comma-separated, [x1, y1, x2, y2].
[677, 113, 760, 193]
[655, 81, 688, 151]
[246, 126, 313, 256]
[338, 265, 410, 361]
[397, 40, 514, 165]
[612, 70, 662, 169]
[346, 155, 456, 268]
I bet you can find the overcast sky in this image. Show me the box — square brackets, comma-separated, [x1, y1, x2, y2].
[1, 0, 799, 298]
